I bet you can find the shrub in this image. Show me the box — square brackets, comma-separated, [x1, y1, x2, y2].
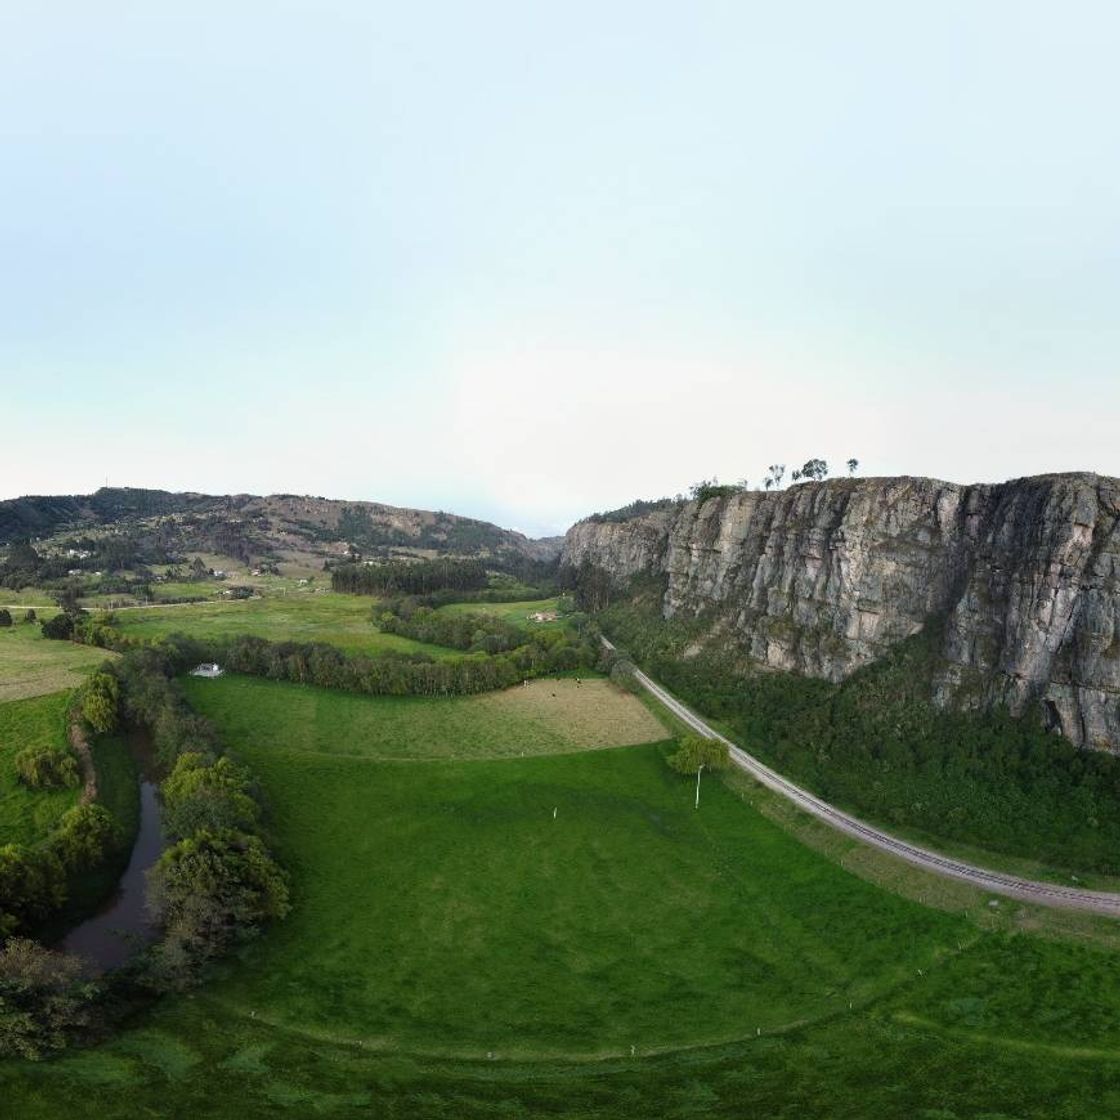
[162, 753, 260, 840]
[40, 613, 74, 640]
[148, 829, 291, 972]
[0, 609, 11, 628]
[23, 608, 36, 624]
[0, 939, 97, 1060]
[667, 735, 730, 775]
[81, 671, 120, 734]
[0, 846, 66, 938]
[14, 744, 80, 791]
[49, 805, 119, 871]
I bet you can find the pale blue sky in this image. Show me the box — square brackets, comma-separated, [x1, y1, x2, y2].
[2, 2, 1117, 535]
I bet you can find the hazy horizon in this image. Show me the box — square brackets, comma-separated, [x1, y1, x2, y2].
[3, 2, 1117, 536]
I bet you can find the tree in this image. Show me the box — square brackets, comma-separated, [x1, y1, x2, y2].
[847, 458, 859, 476]
[82, 672, 120, 734]
[0, 846, 66, 937]
[190, 557, 209, 582]
[40, 613, 74, 641]
[0, 939, 97, 1060]
[49, 805, 118, 871]
[689, 478, 744, 504]
[14, 745, 79, 791]
[23, 609, 36, 624]
[148, 829, 291, 963]
[0, 610, 11, 628]
[161, 753, 260, 840]
[666, 735, 730, 809]
[763, 464, 786, 491]
[796, 458, 829, 482]
[667, 735, 730, 776]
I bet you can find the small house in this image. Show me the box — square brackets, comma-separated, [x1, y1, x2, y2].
[190, 663, 224, 678]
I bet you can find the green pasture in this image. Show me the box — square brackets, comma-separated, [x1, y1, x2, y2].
[0, 691, 79, 846]
[0, 589, 55, 607]
[180, 674, 666, 761]
[0, 618, 114, 702]
[9, 678, 1120, 1115]
[105, 592, 457, 659]
[435, 596, 565, 628]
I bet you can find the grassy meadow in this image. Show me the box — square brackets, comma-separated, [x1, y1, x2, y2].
[105, 591, 457, 659]
[10, 601, 1120, 1116]
[8, 677, 1120, 1115]
[0, 617, 116, 701]
[0, 691, 80, 846]
[435, 596, 565, 629]
[180, 674, 665, 761]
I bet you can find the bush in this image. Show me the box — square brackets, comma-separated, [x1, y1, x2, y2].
[49, 804, 119, 871]
[667, 735, 729, 775]
[40, 613, 75, 640]
[0, 609, 11, 628]
[148, 829, 291, 973]
[0, 846, 66, 938]
[14, 744, 80, 791]
[81, 671, 120, 734]
[23, 609, 36, 624]
[0, 939, 97, 1060]
[162, 753, 260, 840]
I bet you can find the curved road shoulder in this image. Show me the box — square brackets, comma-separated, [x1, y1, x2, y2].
[607, 640, 1120, 916]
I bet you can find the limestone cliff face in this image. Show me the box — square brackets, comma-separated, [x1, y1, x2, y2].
[563, 475, 1120, 750]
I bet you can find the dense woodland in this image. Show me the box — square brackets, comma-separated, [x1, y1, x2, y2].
[330, 557, 490, 595]
[599, 583, 1120, 876]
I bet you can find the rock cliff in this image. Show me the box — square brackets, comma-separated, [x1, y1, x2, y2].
[563, 474, 1120, 750]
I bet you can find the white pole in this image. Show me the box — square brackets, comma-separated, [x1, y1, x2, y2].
[695, 763, 704, 809]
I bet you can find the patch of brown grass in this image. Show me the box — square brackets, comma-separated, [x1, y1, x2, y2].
[474, 678, 669, 750]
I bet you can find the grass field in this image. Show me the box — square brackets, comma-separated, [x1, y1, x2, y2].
[435, 597, 565, 629]
[106, 592, 458, 659]
[10, 679, 1120, 1114]
[0, 691, 80, 846]
[0, 620, 115, 702]
[181, 675, 666, 761]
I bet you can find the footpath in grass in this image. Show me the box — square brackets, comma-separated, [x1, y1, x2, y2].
[108, 592, 458, 660]
[0, 691, 80, 845]
[0, 620, 115, 702]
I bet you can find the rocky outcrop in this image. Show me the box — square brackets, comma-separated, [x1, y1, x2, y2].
[563, 474, 1120, 750]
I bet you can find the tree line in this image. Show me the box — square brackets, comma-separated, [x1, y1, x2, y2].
[0, 648, 290, 1059]
[582, 459, 865, 526]
[0, 675, 127, 944]
[44, 602, 601, 698]
[209, 629, 597, 696]
[330, 557, 490, 595]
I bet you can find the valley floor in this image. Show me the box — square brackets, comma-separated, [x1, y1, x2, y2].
[7, 676, 1120, 1116]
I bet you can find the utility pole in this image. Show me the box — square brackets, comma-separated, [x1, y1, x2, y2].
[695, 763, 704, 810]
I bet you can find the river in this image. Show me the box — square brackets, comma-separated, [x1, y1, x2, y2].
[59, 756, 165, 973]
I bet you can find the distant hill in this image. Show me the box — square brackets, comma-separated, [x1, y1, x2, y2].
[0, 487, 562, 566]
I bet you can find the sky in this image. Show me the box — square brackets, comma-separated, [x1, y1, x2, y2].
[1, 1, 1117, 536]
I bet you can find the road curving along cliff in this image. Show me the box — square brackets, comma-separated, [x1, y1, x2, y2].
[565, 474, 1120, 751]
